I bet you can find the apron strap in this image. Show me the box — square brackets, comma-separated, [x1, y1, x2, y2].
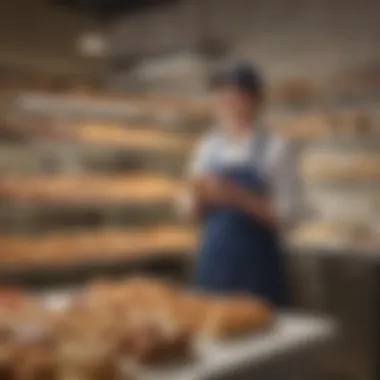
[250, 128, 270, 174]
[208, 127, 271, 172]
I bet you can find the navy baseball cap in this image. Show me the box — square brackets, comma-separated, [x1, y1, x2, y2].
[210, 63, 264, 99]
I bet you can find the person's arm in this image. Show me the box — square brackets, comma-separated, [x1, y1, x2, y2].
[210, 178, 277, 227]
[210, 137, 306, 229]
[177, 135, 215, 222]
[238, 190, 277, 226]
[178, 176, 208, 222]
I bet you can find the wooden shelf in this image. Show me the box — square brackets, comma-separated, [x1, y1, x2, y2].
[0, 173, 181, 203]
[0, 226, 196, 266]
[15, 92, 210, 124]
[288, 220, 378, 250]
[301, 152, 380, 181]
[74, 123, 195, 152]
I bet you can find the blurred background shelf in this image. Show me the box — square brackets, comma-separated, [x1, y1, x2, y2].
[14, 92, 211, 130]
[0, 142, 188, 177]
[0, 249, 193, 289]
[0, 173, 181, 202]
[0, 225, 196, 287]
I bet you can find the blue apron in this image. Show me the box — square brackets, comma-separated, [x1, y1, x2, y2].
[194, 133, 287, 307]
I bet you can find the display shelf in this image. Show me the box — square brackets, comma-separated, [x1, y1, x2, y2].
[0, 225, 195, 289]
[72, 123, 195, 152]
[301, 138, 380, 152]
[0, 249, 192, 290]
[285, 100, 380, 379]
[287, 219, 379, 253]
[0, 200, 178, 234]
[0, 227, 194, 286]
[0, 225, 196, 266]
[0, 120, 196, 154]
[15, 92, 210, 129]
[268, 104, 379, 141]
[300, 140, 380, 222]
[0, 173, 180, 203]
[0, 91, 197, 270]
[0, 141, 188, 177]
[304, 187, 379, 223]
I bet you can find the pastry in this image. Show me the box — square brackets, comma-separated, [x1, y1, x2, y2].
[201, 295, 273, 339]
[12, 342, 56, 380]
[0, 277, 274, 375]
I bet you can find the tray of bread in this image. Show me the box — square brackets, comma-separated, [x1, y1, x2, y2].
[0, 226, 196, 271]
[0, 174, 180, 204]
[0, 278, 274, 380]
[74, 123, 195, 152]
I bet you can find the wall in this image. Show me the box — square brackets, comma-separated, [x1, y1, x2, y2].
[0, 0, 101, 76]
[108, 0, 380, 86]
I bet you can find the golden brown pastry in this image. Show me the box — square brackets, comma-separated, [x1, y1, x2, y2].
[0, 329, 16, 380]
[0, 277, 276, 376]
[57, 340, 117, 380]
[13, 344, 56, 380]
[161, 293, 212, 334]
[118, 321, 191, 366]
[201, 295, 273, 339]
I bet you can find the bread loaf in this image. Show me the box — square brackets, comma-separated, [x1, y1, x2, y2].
[78, 123, 192, 151]
[201, 296, 273, 339]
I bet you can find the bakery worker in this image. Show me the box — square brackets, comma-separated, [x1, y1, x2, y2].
[180, 63, 305, 307]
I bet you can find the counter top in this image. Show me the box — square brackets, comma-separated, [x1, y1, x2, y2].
[126, 313, 335, 380]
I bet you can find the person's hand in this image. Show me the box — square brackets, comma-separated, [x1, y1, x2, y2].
[192, 175, 246, 206]
[214, 178, 252, 206]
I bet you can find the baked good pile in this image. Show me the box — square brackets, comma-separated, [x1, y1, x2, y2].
[0, 278, 273, 380]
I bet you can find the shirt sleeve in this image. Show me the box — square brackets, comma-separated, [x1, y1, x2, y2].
[187, 133, 216, 177]
[177, 133, 216, 215]
[268, 137, 310, 230]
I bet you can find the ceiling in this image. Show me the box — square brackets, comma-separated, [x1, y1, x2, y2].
[50, 0, 179, 19]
